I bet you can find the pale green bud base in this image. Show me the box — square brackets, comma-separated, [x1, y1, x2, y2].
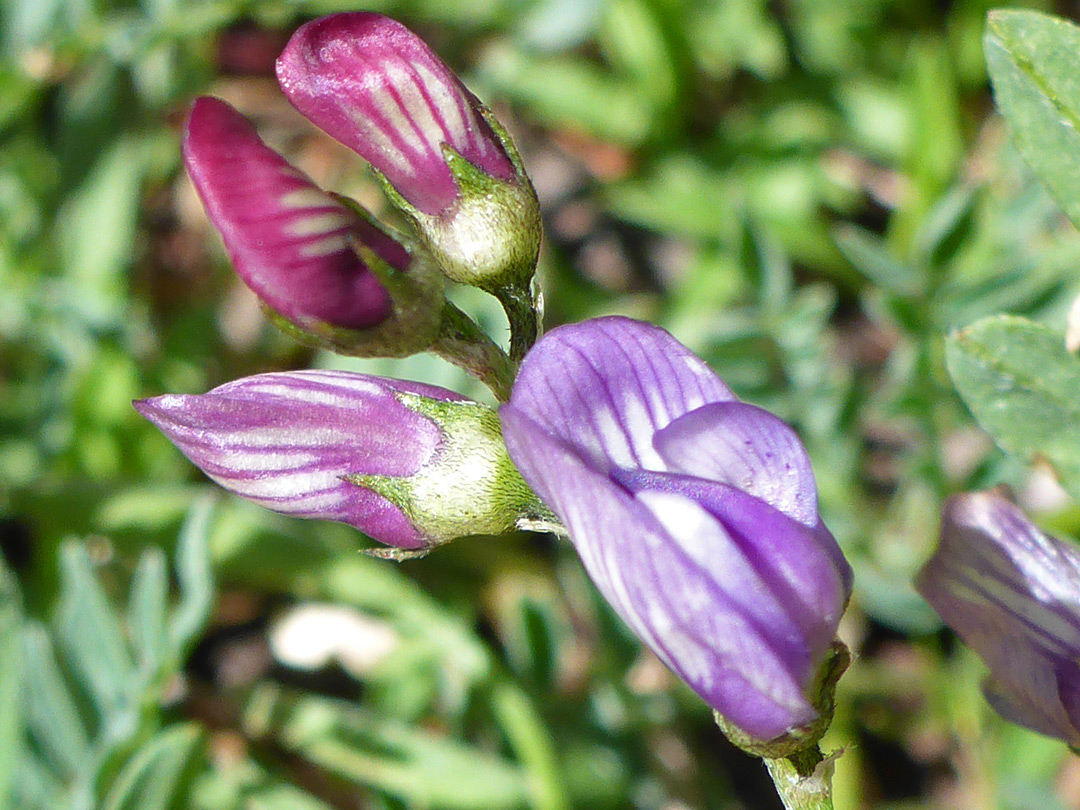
[714, 641, 849, 810]
[344, 393, 550, 551]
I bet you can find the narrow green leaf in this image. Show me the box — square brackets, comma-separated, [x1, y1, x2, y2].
[0, 556, 22, 810]
[835, 225, 921, 296]
[54, 541, 136, 720]
[985, 10, 1080, 231]
[127, 547, 169, 680]
[101, 724, 202, 810]
[168, 494, 215, 657]
[21, 622, 90, 778]
[946, 314, 1080, 496]
[245, 686, 530, 810]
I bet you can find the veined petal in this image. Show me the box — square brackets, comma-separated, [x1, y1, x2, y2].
[917, 490, 1080, 744]
[654, 401, 818, 527]
[183, 96, 401, 330]
[611, 468, 849, 657]
[276, 12, 515, 216]
[918, 492, 1080, 661]
[501, 405, 817, 740]
[508, 317, 736, 473]
[135, 370, 459, 549]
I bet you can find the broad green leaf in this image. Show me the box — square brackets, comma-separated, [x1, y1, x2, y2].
[0, 555, 22, 810]
[169, 494, 215, 657]
[985, 10, 1080, 231]
[127, 548, 169, 679]
[244, 686, 530, 810]
[946, 315, 1080, 496]
[101, 724, 202, 810]
[54, 541, 135, 720]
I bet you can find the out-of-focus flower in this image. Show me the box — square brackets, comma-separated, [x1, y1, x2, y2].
[276, 12, 541, 291]
[183, 96, 444, 354]
[916, 490, 1080, 746]
[499, 317, 852, 753]
[136, 370, 543, 552]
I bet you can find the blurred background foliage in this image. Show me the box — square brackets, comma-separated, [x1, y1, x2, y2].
[3, 0, 1080, 807]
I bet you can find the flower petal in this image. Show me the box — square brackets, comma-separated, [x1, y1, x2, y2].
[501, 405, 817, 740]
[610, 468, 849, 657]
[653, 401, 818, 527]
[508, 317, 736, 473]
[135, 370, 459, 548]
[917, 492, 1080, 661]
[276, 12, 515, 216]
[183, 96, 400, 330]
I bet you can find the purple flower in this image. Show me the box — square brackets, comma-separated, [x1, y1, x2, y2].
[183, 96, 412, 332]
[276, 12, 515, 217]
[499, 317, 852, 747]
[275, 13, 541, 291]
[136, 370, 540, 551]
[916, 490, 1080, 746]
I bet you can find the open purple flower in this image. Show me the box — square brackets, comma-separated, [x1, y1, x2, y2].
[916, 490, 1080, 746]
[136, 370, 541, 551]
[499, 317, 852, 749]
[276, 12, 541, 291]
[184, 96, 412, 333]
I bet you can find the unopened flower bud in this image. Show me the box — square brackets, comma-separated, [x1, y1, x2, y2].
[135, 370, 545, 553]
[275, 13, 541, 292]
[917, 490, 1080, 746]
[183, 96, 444, 357]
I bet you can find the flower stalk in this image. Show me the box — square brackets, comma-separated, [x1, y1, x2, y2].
[763, 746, 837, 810]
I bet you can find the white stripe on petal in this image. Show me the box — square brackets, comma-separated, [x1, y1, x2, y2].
[415, 62, 469, 147]
[284, 212, 352, 238]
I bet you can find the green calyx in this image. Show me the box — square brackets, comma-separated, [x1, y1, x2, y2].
[714, 641, 850, 760]
[267, 227, 447, 360]
[344, 393, 549, 550]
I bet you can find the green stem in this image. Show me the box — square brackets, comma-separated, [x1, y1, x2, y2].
[431, 302, 516, 401]
[763, 745, 836, 810]
[495, 281, 542, 363]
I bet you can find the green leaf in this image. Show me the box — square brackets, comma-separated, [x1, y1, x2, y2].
[54, 541, 136, 720]
[101, 724, 202, 810]
[168, 494, 215, 657]
[127, 548, 169, 680]
[985, 10, 1080, 231]
[244, 686, 530, 810]
[946, 315, 1080, 497]
[21, 622, 90, 778]
[0, 555, 22, 809]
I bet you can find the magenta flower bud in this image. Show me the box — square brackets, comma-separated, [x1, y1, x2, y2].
[276, 13, 541, 291]
[183, 97, 444, 354]
[917, 490, 1080, 746]
[499, 317, 852, 755]
[135, 370, 542, 552]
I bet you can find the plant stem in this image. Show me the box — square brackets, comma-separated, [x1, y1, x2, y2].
[494, 280, 542, 363]
[432, 301, 516, 401]
[763, 745, 836, 810]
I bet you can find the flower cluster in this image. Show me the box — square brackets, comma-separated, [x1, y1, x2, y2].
[184, 12, 540, 363]
[143, 11, 854, 770]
